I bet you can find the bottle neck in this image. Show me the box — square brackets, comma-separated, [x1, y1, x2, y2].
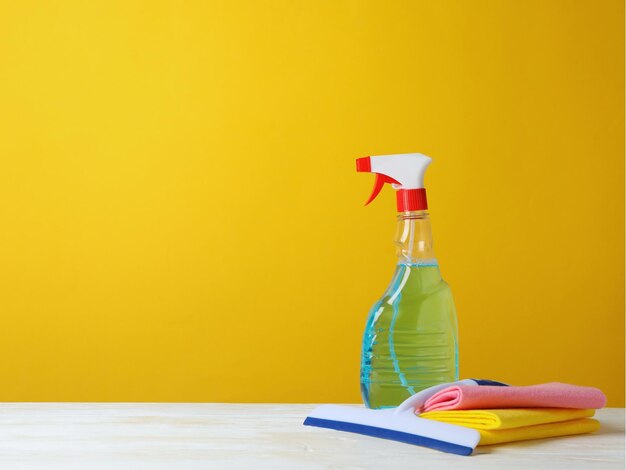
[394, 211, 436, 265]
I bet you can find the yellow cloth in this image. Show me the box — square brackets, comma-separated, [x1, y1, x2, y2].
[477, 418, 600, 445]
[420, 408, 600, 446]
[420, 408, 595, 430]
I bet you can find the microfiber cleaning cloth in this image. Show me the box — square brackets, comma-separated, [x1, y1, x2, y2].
[419, 407, 596, 430]
[422, 382, 606, 412]
[474, 418, 600, 445]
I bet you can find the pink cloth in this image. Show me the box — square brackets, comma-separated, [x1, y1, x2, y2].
[422, 382, 606, 412]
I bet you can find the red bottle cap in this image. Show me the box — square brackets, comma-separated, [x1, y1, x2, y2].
[396, 188, 428, 212]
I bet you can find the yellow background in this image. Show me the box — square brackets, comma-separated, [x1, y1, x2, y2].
[0, 1, 623, 405]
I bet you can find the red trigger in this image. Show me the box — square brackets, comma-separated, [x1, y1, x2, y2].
[365, 173, 401, 205]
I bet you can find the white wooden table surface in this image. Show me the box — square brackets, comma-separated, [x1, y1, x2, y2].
[0, 404, 623, 469]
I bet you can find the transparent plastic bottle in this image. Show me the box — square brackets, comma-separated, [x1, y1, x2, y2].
[360, 210, 458, 409]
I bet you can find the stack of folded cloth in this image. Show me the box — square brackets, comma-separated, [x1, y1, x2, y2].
[417, 382, 606, 446]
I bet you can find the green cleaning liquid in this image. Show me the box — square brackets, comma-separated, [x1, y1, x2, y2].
[360, 261, 458, 409]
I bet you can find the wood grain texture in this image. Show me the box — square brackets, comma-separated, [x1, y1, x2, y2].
[0, 404, 623, 469]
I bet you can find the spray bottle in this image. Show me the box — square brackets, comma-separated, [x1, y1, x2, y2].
[356, 153, 458, 409]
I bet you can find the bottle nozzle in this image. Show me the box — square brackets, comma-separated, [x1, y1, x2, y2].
[356, 157, 371, 173]
[356, 153, 432, 211]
